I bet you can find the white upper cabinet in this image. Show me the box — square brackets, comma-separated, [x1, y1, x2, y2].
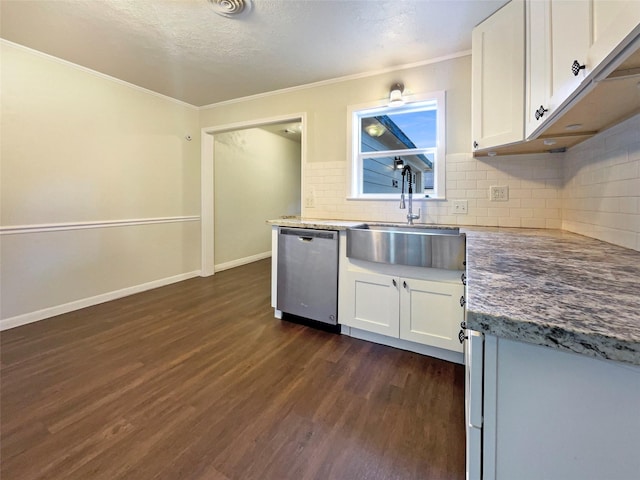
[526, 0, 592, 136]
[471, 0, 525, 151]
[525, 0, 552, 137]
[548, 1, 593, 112]
[527, 0, 640, 138]
[589, 0, 640, 69]
[477, 0, 640, 153]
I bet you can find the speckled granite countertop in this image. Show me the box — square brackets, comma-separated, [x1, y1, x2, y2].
[464, 228, 640, 366]
[269, 219, 640, 366]
[267, 218, 365, 230]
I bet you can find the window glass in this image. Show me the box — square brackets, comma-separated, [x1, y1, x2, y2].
[360, 109, 437, 152]
[349, 93, 445, 199]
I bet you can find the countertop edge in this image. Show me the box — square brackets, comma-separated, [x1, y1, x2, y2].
[267, 219, 365, 231]
[466, 310, 640, 366]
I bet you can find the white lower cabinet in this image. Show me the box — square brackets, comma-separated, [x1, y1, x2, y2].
[344, 269, 464, 353]
[349, 271, 400, 337]
[481, 335, 640, 480]
[399, 277, 464, 352]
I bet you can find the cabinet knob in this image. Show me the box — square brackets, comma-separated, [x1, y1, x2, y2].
[535, 105, 549, 120]
[571, 60, 586, 76]
[403, 280, 408, 289]
[460, 321, 467, 329]
[458, 329, 468, 344]
[392, 279, 397, 287]
[461, 273, 467, 285]
[473, 141, 479, 149]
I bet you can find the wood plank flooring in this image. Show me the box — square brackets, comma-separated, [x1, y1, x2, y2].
[1, 259, 465, 480]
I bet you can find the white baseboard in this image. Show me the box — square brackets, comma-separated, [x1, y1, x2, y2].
[342, 326, 465, 365]
[214, 251, 272, 272]
[0, 270, 201, 331]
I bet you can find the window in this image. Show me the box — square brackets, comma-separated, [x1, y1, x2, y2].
[348, 92, 446, 199]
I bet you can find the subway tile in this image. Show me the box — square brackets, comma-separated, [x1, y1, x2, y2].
[476, 217, 499, 227]
[619, 197, 640, 215]
[498, 217, 522, 227]
[488, 207, 508, 217]
[546, 218, 562, 229]
[466, 170, 488, 180]
[467, 189, 489, 199]
[511, 208, 533, 218]
[469, 207, 488, 217]
[458, 161, 478, 171]
[531, 188, 559, 199]
[457, 180, 478, 190]
[448, 171, 467, 181]
[509, 188, 533, 199]
[545, 198, 562, 209]
[521, 218, 547, 228]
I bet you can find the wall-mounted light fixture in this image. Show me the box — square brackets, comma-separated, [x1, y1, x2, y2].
[394, 156, 405, 169]
[389, 83, 405, 106]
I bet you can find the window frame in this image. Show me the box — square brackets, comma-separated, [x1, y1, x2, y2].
[347, 91, 446, 200]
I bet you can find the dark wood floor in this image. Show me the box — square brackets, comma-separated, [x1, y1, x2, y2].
[1, 259, 465, 480]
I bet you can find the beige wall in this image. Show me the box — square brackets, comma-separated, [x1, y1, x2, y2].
[0, 42, 201, 323]
[200, 55, 474, 220]
[201, 55, 567, 228]
[200, 55, 472, 156]
[213, 128, 301, 267]
[562, 114, 640, 251]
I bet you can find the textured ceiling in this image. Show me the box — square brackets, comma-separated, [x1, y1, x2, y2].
[0, 0, 508, 107]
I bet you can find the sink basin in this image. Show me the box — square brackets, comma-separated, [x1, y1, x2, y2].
[347, 223, 466, 270]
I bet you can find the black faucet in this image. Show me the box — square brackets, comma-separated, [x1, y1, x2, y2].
[400, 164, 421, 225]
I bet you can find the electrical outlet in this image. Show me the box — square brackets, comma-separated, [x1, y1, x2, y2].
[452, 200, 468, 214]
[305, 187, 316, 208]
[490, 185, 509, 201]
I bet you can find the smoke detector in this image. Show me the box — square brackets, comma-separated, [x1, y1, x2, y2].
[208, 0, 253, 17]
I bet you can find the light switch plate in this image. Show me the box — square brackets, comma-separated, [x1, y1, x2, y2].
[452, 200, 468, 214]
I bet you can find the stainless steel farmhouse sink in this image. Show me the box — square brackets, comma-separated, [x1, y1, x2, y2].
[346, 224, 466, 270]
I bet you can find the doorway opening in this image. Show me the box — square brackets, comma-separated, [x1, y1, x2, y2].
[201, 114, 306, 276]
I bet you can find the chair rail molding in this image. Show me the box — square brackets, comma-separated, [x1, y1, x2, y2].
[0, 215, 201, 235]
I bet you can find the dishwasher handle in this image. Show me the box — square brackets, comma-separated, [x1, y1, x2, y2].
[279, 228, 337, 241]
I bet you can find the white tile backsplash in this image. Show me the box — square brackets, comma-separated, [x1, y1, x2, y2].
[305, 152, 564, 228]
[303, 114, 640, 252]
[562, 114, 640, 251]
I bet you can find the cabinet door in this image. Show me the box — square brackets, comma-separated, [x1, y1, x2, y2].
[399, 278, 464, 352]
[471, 0, 525, 151]
[487, 337, 640, 480]
[588, 0, 640, 69]
[548, 0, 592, 110]
[345, 272, 400, 337]
[525, 0, 552, 137]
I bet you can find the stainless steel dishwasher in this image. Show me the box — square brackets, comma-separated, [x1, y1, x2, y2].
[277, 227, 339, 325]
